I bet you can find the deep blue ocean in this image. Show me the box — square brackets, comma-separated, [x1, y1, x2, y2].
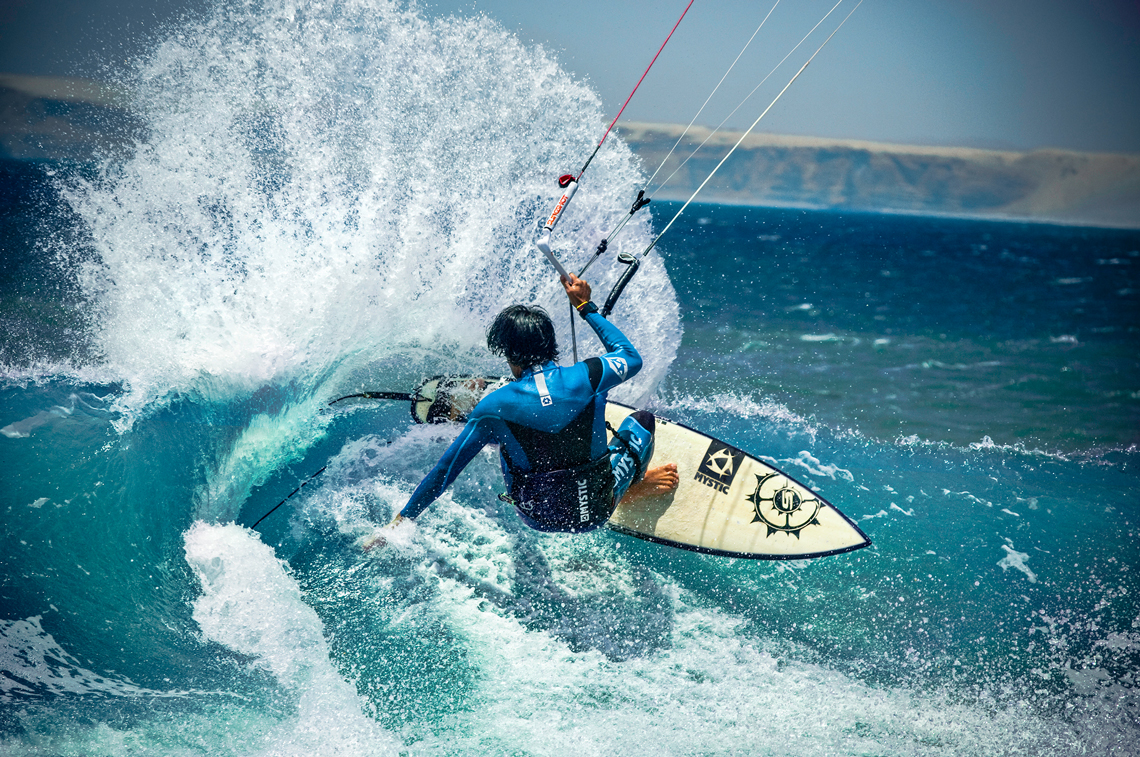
[2, 1, 1138, 754]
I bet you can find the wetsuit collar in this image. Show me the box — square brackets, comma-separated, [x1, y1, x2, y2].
[518, 361, 557, 379]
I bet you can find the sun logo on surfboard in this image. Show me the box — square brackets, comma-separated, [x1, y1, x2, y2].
[747, 472, 822, 538]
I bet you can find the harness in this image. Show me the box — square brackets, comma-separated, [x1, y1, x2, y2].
[496, 373, 618, 532]
[501, 454, 616, 533]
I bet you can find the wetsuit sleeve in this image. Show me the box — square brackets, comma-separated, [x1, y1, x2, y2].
[582, 310, 642, 392]
[399, 418, 493, 520]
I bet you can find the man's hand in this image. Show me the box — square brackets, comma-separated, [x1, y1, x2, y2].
[561, 273, 592, 308]
[359, 513, 405, 552]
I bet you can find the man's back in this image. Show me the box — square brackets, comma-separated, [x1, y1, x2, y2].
[398, 306, 641, 521]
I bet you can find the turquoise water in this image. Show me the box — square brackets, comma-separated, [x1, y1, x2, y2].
[2, 1, 1138, 754]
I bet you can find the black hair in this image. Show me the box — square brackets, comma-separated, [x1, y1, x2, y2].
[486, 305, 559, 368]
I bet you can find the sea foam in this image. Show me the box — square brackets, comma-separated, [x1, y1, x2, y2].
[184, 521, 402, 755]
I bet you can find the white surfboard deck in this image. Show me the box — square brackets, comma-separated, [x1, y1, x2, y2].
[604, 402, 870, 560]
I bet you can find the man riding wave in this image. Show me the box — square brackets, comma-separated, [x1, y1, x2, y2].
[363, 273, 677, 548]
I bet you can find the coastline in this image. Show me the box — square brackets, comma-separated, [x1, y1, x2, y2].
[618, 121, 1140, 230]
[3, 74, 1137, 229]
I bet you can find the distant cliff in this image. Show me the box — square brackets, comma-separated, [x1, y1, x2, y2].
[619, 122, 1140, 229]
[0, 74, 140, 163]
[3, 75, 1137, 228]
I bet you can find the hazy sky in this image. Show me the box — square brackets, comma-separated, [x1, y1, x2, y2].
[2, 0, 1137, 152]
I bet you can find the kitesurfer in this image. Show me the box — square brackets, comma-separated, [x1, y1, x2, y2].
[362, 273, 677, 549]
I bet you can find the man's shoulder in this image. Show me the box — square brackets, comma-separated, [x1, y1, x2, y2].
[471, 379, 525, 415]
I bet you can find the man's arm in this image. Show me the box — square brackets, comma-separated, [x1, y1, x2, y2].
[398, 417, 493, 520]
[561, 273, 642, 392]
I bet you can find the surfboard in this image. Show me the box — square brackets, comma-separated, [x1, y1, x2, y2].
[603, 402, 869, 560]
[376, 376, 869, 559]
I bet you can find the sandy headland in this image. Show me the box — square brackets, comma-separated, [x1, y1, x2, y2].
[618, 122, 1140, 229]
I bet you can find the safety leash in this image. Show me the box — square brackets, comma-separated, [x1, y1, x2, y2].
[535, 0, 695, 278]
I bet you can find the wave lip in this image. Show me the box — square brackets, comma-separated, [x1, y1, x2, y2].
[55, 0, 680, 422]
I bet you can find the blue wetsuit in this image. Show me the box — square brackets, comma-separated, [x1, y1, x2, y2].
[399, 310, 655, 532]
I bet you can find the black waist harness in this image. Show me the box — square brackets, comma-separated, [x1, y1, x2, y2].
[500, 377, 616, 532]
[507, 454, 615, 533]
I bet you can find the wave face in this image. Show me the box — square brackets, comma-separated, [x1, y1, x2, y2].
[42, 0, 677, 524]
[59, 0, 677, 419]
[0, 1, 1137, 755]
